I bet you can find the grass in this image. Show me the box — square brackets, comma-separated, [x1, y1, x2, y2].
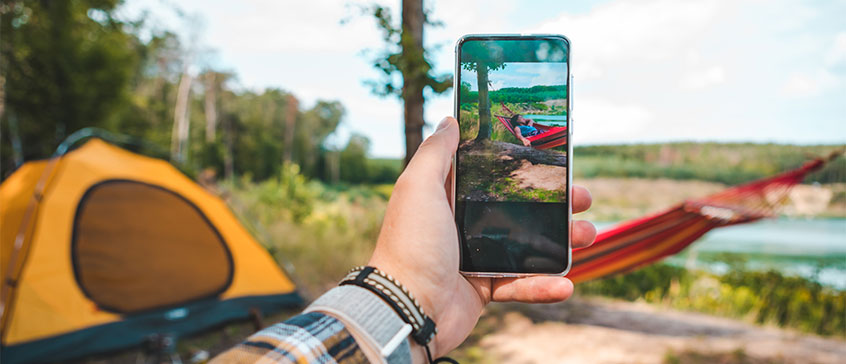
[578, 263, 846, 337]
[221, 164, 388, 296]
[663, 348, 785, 364]
[490, 176, 568, 201]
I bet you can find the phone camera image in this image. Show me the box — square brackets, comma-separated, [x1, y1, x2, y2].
[455, 36, 571, 275]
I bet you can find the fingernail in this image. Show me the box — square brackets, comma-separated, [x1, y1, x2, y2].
[435, 117, 451, 132]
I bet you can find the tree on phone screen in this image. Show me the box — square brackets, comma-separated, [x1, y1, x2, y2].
[460, 42, 505, 142]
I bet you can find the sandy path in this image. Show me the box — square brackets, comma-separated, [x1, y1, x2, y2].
[478, 297, 845, 364]
[510, 160, 568, 191]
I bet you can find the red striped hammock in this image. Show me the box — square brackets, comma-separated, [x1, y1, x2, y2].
[496, 103, 568, 149]
[567, 153, 839, 283]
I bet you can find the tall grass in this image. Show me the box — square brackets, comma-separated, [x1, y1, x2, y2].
[221, 164, 388, 297]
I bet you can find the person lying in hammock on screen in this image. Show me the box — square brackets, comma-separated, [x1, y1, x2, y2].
[510, 114, 539, 147]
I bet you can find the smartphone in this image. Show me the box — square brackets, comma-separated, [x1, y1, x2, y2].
[452, 34, 572, 277]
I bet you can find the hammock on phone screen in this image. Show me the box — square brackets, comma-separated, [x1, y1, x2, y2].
[496, 103, 568, 149]
[567, 152, 841, 283]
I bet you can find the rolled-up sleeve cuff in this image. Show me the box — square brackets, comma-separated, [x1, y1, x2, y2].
[306, 285, 413, 364]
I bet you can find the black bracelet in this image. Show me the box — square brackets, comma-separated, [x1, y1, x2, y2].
[339, 266, 437, 346]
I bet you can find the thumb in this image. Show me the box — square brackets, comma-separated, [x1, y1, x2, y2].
[402, 117, 459, 184]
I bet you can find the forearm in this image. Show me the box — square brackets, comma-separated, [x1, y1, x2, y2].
[213, 285, 421, 364]
[307, 285, 420, 363]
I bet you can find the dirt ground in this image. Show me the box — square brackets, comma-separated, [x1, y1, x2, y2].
[477, 297, 846, 364]
[511, 160, 568, 191]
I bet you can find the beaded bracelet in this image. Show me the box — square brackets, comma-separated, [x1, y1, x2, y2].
[340, 266, 436, 345]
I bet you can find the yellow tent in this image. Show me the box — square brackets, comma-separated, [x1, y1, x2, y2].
[0, 139, 301, 364]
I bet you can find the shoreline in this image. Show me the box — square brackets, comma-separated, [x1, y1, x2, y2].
[575, 178, 845, 221]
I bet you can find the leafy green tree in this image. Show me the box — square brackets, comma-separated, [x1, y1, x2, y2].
[339, 133, 371, 184]
[114, 30, 184, 152]
[358, 1, 451, 166]
[1, 0, 140, 175]
[296, 100, 345, 177]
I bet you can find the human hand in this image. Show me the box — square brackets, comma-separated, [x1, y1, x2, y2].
[368, 116, 596, 359]
[522, 138, 532, 147]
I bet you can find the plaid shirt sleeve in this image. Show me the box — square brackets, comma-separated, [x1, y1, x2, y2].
[211, 311, 369, 364]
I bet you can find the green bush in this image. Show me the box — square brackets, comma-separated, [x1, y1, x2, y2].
[578, 263, 846, 337]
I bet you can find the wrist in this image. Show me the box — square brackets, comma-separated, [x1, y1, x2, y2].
[340, 266, 439, 358]
[409, 341, 434, 364]
[368, 261, 439, 324]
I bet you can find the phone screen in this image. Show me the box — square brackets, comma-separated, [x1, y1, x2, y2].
[455, 36, 571, 274]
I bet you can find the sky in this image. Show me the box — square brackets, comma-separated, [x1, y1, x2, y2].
[120, 0, 846, 158]
[461, 62, 569, 91]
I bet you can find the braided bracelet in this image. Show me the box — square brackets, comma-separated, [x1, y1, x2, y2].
[340, 266, 437, 346]
[340, 267, 460, 363]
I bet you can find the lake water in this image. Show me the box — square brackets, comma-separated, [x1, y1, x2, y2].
[594, 218, 846, 289]
[523, 114, 568, 127]
[523, 114, 567, 120]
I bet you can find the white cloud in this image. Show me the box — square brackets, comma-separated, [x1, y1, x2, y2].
[781, 69, 839, 98]
[531, 0, 725, 80]
[490, 80, 506, 91]
[203, 0, 391, 53]
[574, 98, 654, 144]
[824, 32, 846, 68]
[680, 66, 726, 90]
[781, 33, 846, 98]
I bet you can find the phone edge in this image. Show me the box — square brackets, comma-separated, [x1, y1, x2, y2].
[452, 34, 574, 278]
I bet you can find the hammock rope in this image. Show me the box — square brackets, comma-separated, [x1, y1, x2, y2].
[567, 151, 842, 283]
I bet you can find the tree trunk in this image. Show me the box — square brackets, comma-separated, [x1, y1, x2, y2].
[7, 112, 24, 168]
[223, 115, 235, 181]
[1, 73, 24, 167]
[204, 73, 217, 143]
[171, 71, 193, 163]
[401, 0, 425, 167]
[283, 95, 298, 163]
[460, 139, 567, 166]
[475, 63, 491, 141]
[330, 149, 340, 184]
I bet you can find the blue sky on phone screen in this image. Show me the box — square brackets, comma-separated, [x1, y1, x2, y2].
[121, 0, 845, 158]
[462, 63, 568, 91]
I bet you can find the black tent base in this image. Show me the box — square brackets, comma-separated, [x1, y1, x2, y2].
[1, 293, 303, 364]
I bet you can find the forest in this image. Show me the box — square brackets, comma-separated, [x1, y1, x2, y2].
[0, 0, 387, 184]
[459, 81, 568, 104]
